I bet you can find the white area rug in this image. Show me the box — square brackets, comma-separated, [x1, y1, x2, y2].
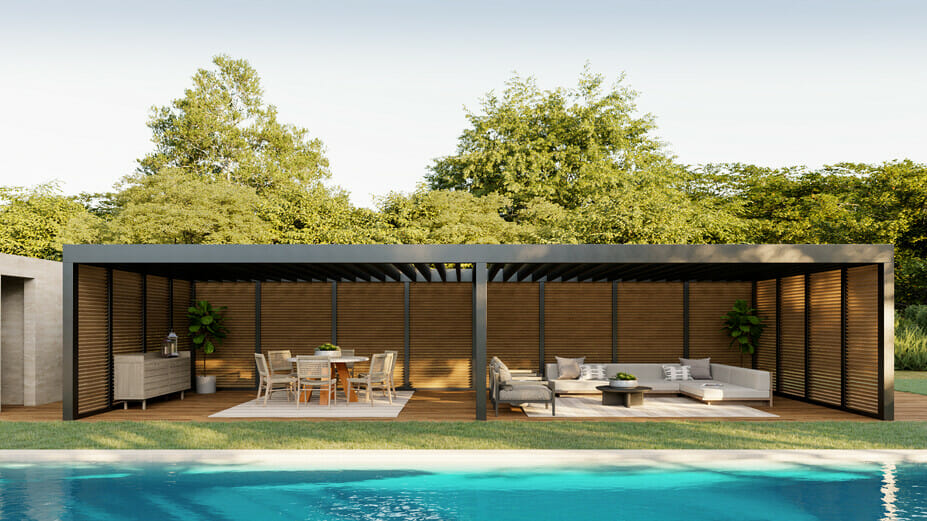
[209, 390, 413, 418]
[522, 395, 778, 418]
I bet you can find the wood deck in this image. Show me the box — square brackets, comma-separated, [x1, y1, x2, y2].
[2, 391, 925, 422]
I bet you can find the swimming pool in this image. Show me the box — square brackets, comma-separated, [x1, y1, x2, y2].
[0, 451, 924, 520]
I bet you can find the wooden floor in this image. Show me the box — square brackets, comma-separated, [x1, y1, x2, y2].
[2, 390, 925, 422]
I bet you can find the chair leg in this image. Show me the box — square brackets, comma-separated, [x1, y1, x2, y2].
[386, 384, 393, 405]
[256, 376, 263, 400]
[264, 384, 271, 405]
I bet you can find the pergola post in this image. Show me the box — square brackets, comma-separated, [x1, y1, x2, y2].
[881, 261, 894, 420]
[62, 262, 76, 421]
[473, 262, 488, 420]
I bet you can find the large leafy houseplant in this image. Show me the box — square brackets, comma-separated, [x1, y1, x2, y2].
[187, 300, 228, 376]
[720, 299, 766, 367]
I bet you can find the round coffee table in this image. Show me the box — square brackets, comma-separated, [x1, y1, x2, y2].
[595, 385, 652, 407]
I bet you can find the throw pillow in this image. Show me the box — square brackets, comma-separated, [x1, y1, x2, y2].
[580, 364, 608, 381]
[555, 356, 585, 380]
[662, 364, 692, 381]
[679, 357, 712, 379]
[495, 358, 512, 382]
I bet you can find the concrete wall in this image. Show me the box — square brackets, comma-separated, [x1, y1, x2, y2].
[0, 253, 62, 407]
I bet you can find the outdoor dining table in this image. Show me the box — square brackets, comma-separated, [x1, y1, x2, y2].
[287, 355, 369, 405]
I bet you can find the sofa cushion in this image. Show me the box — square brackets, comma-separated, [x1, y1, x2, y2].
[662, 364, 692, 381]
[555, 356, 584, 379]
[580, 364, 608, 380]
[638, 378, 682, 392]
[500, 384, 552, 401]
[680, 381, 769, 401]
[551, 378, 607, 393]
[710, 364, 771, 391]
[679, 357, 712, 379]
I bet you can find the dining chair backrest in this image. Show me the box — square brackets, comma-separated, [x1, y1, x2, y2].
[384, 350, 398, 375]
[266, 350, 293, 373]
[296, 356, 331, 380]
[254, 353, 270, 379]
[368, 353, 388, 376]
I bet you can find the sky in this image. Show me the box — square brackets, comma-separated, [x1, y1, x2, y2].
[1, 1, 925, 208]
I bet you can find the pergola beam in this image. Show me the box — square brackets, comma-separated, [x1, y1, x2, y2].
[414, 263, 432, 282]
[501, 263, 522, 282]
[435, 263, 447, 282]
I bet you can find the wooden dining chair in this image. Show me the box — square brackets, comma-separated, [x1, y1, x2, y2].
[295, 356, 336, 408]
[254, 353, 296, 405]
[348, 352, 393, 406]
[266, 350, 294, 376]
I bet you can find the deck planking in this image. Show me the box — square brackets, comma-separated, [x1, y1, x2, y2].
[1, 391, 925, 422]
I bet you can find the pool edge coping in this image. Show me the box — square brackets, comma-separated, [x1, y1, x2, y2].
[1, 450, 926, 469]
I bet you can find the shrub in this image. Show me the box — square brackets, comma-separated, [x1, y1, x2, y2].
[895, 305, 927, 371]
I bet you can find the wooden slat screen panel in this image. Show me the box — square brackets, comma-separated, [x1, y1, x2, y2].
[808, 270, 843, 406]
[617, 282, 683, 363]
[409, 283, 472, 388]
[779, 275, 806, 396]
[194, 282, 256, 388]
[261, 282, 332, 356]
[146, 275, 170, 352]
[77, 265, 109, 415]
[545, 283, 612, 363]
[172, 280, 192, 352]
[846, 265, 880, 414]
[488, 283, 539, 372]
[689, 282, 753, 367]
[111, 270, 143, 356]
[755, 279, 778, 390]
[336, 283, 404, 382]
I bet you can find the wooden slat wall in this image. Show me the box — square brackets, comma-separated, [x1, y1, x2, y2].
[146, 275, 170, 352]
[409, 283, 472, 388]
[545, 282, 612, 363]
[808, 270, 843, 405]
[172, 280, 192, 352]
[77, 265, 109, 415]
[261, 282, 332, 356]
[193, 282, 256, 388]
[617, 282, 683, 363]
[111, 270, 143, 356]
[779, 275, 806, 397]
[755, 279, 778, 390]
[688, 282, 753, 367]
[336, 283, 404, 382]
[488, 283, 539, 371]
[846, 265, 880, 414]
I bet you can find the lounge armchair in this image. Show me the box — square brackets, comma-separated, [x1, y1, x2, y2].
[489, 357, 555, 416]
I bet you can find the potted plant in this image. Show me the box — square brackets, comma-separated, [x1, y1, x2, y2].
[609, 372, 638, 388]
[314, 342, 342, 357]
[187, 299, 228, 394]
[720, 299, 766, 367]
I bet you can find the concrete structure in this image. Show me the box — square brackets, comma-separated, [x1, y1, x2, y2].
[0, 253, 62, 408]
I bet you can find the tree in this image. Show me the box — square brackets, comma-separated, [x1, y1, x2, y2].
[0, 183, 101, 260]
[133, 55, 365, 243]
[378, 188, 523, 244]
[427, 66, 741, 243]
[106, 169, 273, 244]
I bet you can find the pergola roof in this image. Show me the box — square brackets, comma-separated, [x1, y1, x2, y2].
[63, 244, 893, 283]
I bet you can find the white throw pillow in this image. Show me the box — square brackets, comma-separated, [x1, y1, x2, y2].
[580, 364, 608, 381]
[662, 364, 692, 381]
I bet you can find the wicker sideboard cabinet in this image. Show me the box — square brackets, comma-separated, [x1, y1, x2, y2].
[114, 351, 191, 409]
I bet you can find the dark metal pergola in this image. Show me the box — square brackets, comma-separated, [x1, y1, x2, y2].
[62, 244, 895, 421]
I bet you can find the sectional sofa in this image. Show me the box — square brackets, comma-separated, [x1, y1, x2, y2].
[544, 362, 772, 406]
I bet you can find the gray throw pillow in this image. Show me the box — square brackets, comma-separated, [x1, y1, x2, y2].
[555, 356, 585, 380]
[679, 357, 712, 379]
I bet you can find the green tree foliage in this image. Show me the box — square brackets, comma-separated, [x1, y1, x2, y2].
[427, 67, 742, 243]
[107, 169, 273, 244]
[0, 183, 101, 260]
[134, 55, 369, 244]
[377, 188, 522, 244]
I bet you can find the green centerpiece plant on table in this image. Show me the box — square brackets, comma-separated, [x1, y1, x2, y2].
[609, 372, 638, 388]
[314, 343, 342, 357]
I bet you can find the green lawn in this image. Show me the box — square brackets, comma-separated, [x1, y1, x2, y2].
[0, 421, 925, 450]
[897, 371, 927, 396]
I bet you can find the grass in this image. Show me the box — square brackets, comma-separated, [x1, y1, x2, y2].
[897, 370, 927, 396]
[0, 420, 925, 450]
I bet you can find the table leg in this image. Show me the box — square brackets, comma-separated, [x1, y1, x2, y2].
[334, 363, 358, 402]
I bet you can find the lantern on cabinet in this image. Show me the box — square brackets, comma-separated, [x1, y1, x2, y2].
[162, 331, 179, 358]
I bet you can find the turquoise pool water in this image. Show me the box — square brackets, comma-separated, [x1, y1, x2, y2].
[0, 461, 924, 520]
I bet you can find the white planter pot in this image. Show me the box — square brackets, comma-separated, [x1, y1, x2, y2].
[196, 375, 217, 394]
[314, 349, 342, 358]
[609, 379, 638, 388]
